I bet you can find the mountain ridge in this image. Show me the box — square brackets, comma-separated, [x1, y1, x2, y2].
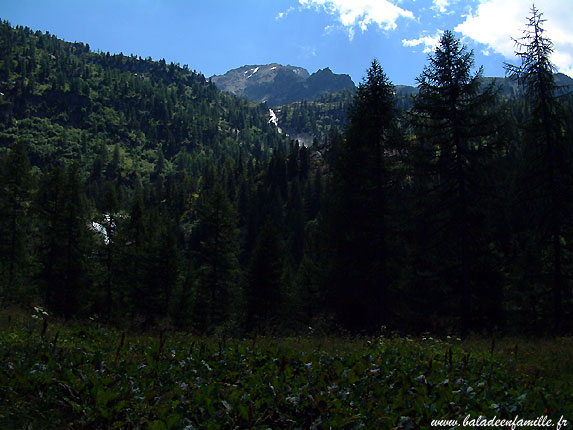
[211, 63, 355, 106]
[213, 63, 573, 110]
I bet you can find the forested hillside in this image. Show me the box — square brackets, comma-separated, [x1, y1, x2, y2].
[1, 14, 572, 336]
[0, 20, 318, 334]
[0, 22, 287, 176]
[272, 74, 573, 148]
[273, 89, 354, 147]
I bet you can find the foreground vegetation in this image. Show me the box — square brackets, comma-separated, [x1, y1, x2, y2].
[1, 309, 571, 429]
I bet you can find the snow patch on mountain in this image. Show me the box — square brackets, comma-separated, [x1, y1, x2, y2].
[245, 66, 260, 79]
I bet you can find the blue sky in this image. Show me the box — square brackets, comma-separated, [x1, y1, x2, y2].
[1, 0, 572, 86]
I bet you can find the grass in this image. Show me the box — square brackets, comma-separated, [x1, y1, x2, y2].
[463, 336, 573, 385]
[1, 307, 572, 429]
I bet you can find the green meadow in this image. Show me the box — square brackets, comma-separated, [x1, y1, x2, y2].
[1, 308, 571, 429]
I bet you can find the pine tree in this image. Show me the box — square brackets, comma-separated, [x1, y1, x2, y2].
[100, 183, 120, 318]
[122, 183, 150, 322]
[326, 59, 400, 332]
[286, 179, 305, 265]
[141, 216, 179, 321]
[410, 30, 499, 335]
[245, 221, 284, 334]
[195, 181, 240, 330]
[0, 142, 33, 305]
[505, 6, 570, 333]
[37, 163, 90, 318]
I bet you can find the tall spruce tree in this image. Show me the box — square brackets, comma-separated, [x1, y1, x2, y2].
[37, 163, 90, 318]
[195, 181, 240, 330]
[100, 183, 119, 318]
[0, 142, 32, 305]
[506, 6, 570, 333]
[245, 221, 284, 334]
[410, 30, 499, 335]
[121, 181, 150, 322]
[326, 59, 399, 332]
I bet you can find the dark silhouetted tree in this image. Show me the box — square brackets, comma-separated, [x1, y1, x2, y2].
[506, 5, 571, 333]
[410, 30, 500, 335]
[195, 181, 240, 330]
[37, 163, 90, 318]
[326, 59, 400, 332]
[245, 221, 285, 333]
[0, 142, 33, 305]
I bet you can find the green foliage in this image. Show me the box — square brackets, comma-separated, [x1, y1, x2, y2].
[505, 6, 572, 334]
[194, 181, 240, 330]
[1, 16, 573, 335]
[245, 221, 285, 334]
[0, 141, 33, 304]
[0, 20, 286, 177]
[36, 162, 91, 319]
[275, 90, 354, 145]
[0, 314, 571, 428]
[325, 59, 404, 332]
[408, 31, 502, 335]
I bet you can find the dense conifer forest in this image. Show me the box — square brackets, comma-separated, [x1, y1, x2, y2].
[1, 8, 572, 337]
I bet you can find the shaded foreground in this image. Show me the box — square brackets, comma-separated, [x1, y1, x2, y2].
[1, 309, 571, 429]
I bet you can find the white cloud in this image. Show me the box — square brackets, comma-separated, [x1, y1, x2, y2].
[455, 0, 573, 76]
[298, 0, 414, 39]
[402, 31, 443, 53]
[324, 24, 336, 34]
[276, 6, 295, 20]
[348, 26, 356, 41]
[432, 0, 449, 14]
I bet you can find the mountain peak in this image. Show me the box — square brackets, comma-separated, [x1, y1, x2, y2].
[211, 63, 355, 106]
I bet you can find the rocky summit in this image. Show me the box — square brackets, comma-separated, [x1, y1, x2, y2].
[211, 63, 355, 106]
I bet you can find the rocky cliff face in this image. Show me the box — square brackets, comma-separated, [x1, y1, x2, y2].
[211, 64, 355, 106]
